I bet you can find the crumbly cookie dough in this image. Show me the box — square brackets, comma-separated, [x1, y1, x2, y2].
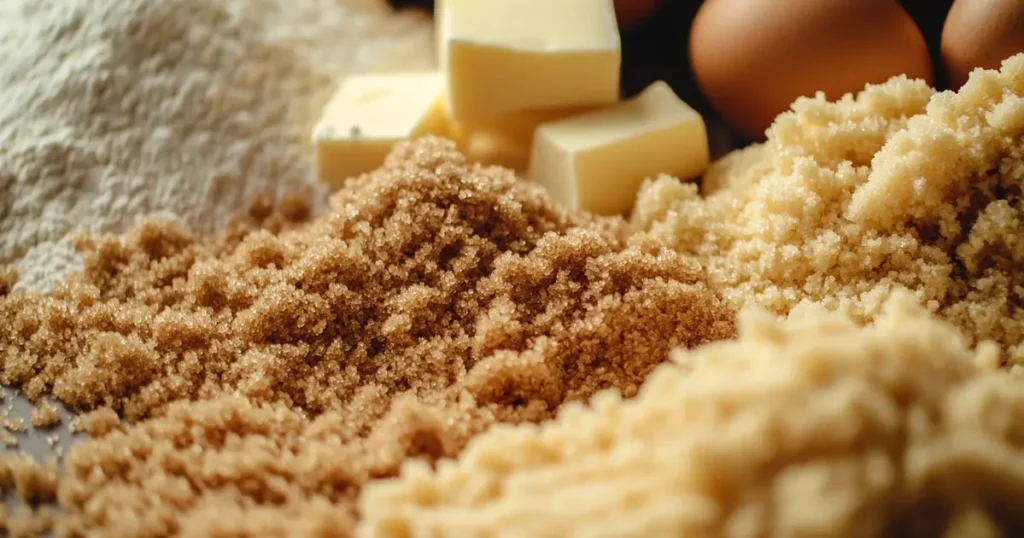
[360, 293, 1024, 537]
[634, 54, 1024, 364]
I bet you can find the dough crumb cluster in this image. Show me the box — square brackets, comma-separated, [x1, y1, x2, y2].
[634, 54, 1024, 364]
[361, 293, 1024, 537]
[0, 137, 735, 537]
[29, 401, 59, 429]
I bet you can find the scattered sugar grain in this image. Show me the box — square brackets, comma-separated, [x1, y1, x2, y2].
[29, 401, 60, 429]
[3, 417, 26, 433]
[2, 416, 25, 447]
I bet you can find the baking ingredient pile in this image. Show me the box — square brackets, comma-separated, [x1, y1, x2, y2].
[633, 56, 1024, 365]
[1, 0, 1024, 536]
[359, 55, 1024, 538]
[0, 0, 434, 293]
[1, 136, 735, 536]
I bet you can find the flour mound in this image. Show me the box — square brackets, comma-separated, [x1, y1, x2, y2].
[0, 0, 434, 292]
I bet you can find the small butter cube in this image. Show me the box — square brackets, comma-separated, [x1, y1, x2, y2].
[529, 81, 709, 216]
[313, 72, 449, 188]
[451, 108, 586, 172]
[444, 0, 621, 123]
[461, 131, 531, 172]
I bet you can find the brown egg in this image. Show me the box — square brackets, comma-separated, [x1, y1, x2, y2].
[689, 0, 933, 140]
[614, 0, 664, 31]
[941, 0, 1024, 89]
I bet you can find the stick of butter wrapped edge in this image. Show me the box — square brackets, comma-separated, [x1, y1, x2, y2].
[528, 81, 709, 216]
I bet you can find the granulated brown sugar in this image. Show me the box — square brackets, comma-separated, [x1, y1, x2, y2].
[634, 54, 1024, 364]
[361, 293, 1024, 537]
[0, 137, 735, 536]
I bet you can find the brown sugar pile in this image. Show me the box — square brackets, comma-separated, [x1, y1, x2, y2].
[633, 54, 1024, 364]
[361, 293, 1024, 537]
[0, 137, 735, 536]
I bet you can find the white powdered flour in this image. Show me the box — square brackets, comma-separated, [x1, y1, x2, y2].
[0, 0, 435, 291]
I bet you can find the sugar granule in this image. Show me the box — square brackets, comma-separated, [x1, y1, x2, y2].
[634, 54, 1024, 364]
[0, 137, 736, 536]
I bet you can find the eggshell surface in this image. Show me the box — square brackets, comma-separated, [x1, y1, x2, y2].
[941, 0, 1024, 89]
[689, 0, 933, 140]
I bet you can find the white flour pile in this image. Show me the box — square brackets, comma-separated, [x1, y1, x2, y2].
[0, 0, 435, 292]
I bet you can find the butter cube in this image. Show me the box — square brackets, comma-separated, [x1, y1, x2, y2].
[451, 108, 586, 172]
[529, 81, 709, 216]
[461, 131, 532, 172]
[444, 0, 621, 123]
[313, 72, 449, 188]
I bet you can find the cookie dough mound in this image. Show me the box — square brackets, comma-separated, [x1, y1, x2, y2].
[635, 54, 1024, 364]
[360, 294, 1024, 538]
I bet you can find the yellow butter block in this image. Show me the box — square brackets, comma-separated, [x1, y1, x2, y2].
[443, 0, 621, 123]
[529, 81, 709, 216]
[313, 72, 449, 188]
[461, 131, 531, 172]
[451, 108, 586, 172]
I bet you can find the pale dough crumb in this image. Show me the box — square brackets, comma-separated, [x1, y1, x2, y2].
[634, 53, 1024, 365]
